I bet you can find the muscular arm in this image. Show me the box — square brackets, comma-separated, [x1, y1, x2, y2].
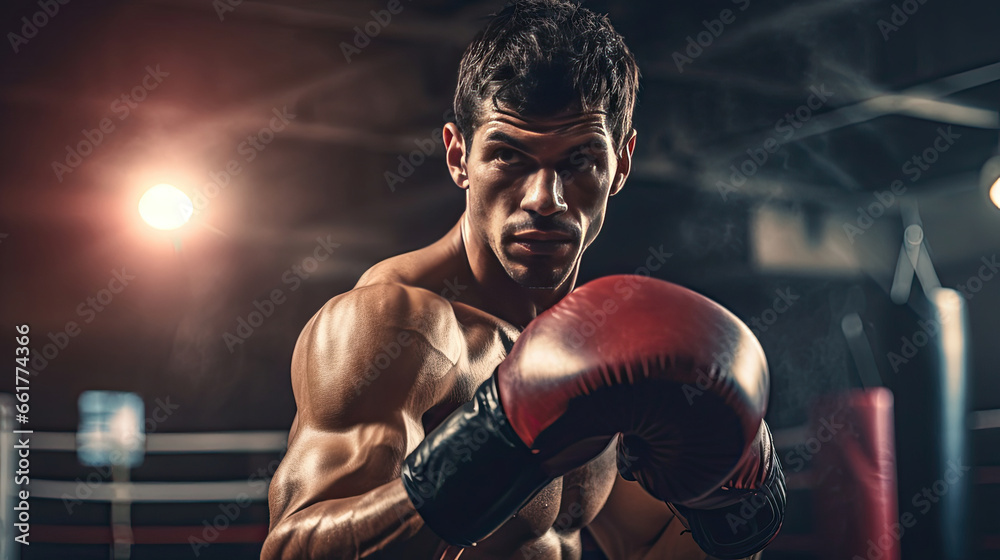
[588, 474, 762, 560]
[261, 283, 463, 560]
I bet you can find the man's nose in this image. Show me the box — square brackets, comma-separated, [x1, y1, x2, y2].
[520, 167, 568, 216]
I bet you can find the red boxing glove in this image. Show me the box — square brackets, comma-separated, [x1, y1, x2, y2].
[498, 275, 769, 504]
[403, 274, 783, 552]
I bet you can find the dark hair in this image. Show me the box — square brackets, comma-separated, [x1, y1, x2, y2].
[453, 0, 640, 151]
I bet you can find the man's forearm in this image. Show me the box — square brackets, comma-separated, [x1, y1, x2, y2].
[262, 478, 426, 560]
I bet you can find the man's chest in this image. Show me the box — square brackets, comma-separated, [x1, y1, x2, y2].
[450, 445, 617, 560]
[419, 312, 618, 557]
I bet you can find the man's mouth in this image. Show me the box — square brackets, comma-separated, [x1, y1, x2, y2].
[512, 229, 573, 242]
[509, 230, 575, 256]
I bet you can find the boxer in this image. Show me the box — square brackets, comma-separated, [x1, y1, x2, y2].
[262, 2, 783, 559]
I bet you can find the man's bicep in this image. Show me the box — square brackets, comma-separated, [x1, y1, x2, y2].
[293, 283, 459, 424]
[269, 285, 451, 524]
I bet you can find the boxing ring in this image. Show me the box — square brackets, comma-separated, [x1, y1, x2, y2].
[1, 400, 998, 558]
[0, 420, 284, 559]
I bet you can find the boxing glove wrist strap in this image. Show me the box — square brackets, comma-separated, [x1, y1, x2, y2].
[401, 376, 550, 547]
[672, 451, 786, 560]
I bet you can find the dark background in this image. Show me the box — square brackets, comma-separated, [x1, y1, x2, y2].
[1, 0, 999, 558]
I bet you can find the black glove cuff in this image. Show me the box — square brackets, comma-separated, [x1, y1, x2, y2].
[673, 449, 786, 560]
[401, 375, 550, 547]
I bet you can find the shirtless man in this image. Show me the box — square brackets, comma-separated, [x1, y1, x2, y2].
[261, 2, 784, 559]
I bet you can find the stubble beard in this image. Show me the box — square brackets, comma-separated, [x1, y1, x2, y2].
[499, 245, 574, 290]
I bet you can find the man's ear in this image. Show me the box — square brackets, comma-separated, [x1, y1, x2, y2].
[443, 123, 470, 190]
[610, 129, 637, 197]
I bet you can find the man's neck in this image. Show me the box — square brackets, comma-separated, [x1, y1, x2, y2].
[450, 213, 577, 329]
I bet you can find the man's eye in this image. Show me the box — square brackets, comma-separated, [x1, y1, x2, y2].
[565, 155, 598, 175]
[569, 149, 601, 172]
[494, 148, 521, 164]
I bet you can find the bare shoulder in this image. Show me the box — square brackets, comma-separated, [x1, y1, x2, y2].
[291, 281, 466, 427]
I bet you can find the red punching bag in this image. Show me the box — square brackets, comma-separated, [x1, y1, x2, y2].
[812, 388, 899, 560]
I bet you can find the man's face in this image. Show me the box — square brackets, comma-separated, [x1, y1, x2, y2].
[446, 106, 635, 290]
